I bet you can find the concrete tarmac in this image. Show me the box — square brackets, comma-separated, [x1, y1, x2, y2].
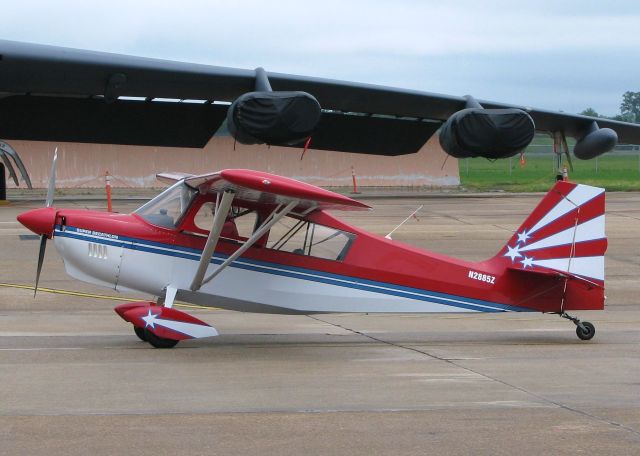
[1, 193, 639, 455]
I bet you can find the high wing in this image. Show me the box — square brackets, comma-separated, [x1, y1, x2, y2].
[0, 39, 638, 155]
[162, 169, 368, 293]
[157, 169, 370, 212]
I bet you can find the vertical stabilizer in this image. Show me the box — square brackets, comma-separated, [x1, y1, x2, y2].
[495, 181, 606, 286]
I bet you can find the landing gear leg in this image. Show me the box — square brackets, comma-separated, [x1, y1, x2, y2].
[560, 312, 595, 341]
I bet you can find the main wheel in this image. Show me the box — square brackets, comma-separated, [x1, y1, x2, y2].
[576, 321, 595, 341]
[133, 325, 147, 342]
[144, 328, 179, 348]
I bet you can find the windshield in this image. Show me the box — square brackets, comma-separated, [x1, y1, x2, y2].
[135, 181, 197, 228]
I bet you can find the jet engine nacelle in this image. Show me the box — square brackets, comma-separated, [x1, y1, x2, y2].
[227, 66, 322, 146]
[573, 122, 618, 160]
[439, 97, 535, 159]
[227, 91, 321, 146]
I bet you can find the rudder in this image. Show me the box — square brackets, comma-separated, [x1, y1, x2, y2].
[494, 181, 606, 286]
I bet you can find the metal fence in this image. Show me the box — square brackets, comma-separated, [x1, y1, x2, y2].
[464, 147, 640, 173]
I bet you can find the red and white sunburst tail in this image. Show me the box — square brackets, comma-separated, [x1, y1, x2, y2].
[492, 181, 607, 312]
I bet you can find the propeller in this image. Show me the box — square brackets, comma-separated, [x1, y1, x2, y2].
[34, 148, 58, 296]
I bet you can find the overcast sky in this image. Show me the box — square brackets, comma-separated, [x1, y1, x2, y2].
[1, 0, 638, 115]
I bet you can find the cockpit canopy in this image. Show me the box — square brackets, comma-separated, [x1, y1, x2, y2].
[134, 180, 356, 262]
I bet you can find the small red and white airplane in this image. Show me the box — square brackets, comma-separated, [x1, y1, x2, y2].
[18, 153, 606, 347]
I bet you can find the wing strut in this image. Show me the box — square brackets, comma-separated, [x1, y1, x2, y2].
[189, 189, 236, 291]
[200, 199, 299, 287]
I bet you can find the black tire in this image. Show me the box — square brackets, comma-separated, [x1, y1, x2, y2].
[144, 328, 179, 348]
[576, 321, 595, 341]
[133, 325, 147, 342]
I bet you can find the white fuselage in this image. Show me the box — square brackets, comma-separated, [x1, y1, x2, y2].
[53, 226, 511, 314]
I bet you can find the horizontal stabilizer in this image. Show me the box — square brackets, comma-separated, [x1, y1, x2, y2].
[507, 264, 603, 288]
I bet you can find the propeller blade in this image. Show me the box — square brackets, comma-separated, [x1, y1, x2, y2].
[34, 234, 47, 297]
[46, 148, 58, 208]
[33, 148, 58, 296]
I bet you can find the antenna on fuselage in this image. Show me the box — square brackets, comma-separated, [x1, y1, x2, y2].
[385, 205, 423, 240]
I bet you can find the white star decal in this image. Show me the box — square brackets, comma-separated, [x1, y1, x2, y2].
[516, 229, 531, 244]
[520, 256, 534, 269]
[142, 309, 159, 329]
[504, 244, 522, 262]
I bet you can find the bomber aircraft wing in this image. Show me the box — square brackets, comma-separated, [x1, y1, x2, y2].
[0, 39, 638, 159]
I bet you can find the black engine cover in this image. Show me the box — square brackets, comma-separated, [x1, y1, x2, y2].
[573, 126, 617, 160]
[439, 108, 535, 159]
[227, 91, 321, 145]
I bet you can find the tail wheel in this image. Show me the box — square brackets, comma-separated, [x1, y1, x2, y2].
[133, 325, 147, 342]
[576, 321, 595, 341]
[144, 328, 179, 348]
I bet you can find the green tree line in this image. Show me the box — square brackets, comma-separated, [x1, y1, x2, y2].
[581, 91, 640, 123]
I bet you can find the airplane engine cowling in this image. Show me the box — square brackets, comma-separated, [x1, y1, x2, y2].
[573, 124, 618, 160]
[439, 108, 535, 159]
[227, 91, 321, 145]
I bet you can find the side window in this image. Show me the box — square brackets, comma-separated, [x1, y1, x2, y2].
[193, 202, 256, 240]
[267, 216, 354, 261]
[193, 202, 216, 232]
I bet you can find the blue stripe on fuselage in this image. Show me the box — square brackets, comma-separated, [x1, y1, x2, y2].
[54, 225, 526, 313]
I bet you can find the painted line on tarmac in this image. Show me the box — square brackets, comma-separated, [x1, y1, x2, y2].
[0, 282, 216, 311]
[0, 347, 87, 351]
[0, 282, 144, 302]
